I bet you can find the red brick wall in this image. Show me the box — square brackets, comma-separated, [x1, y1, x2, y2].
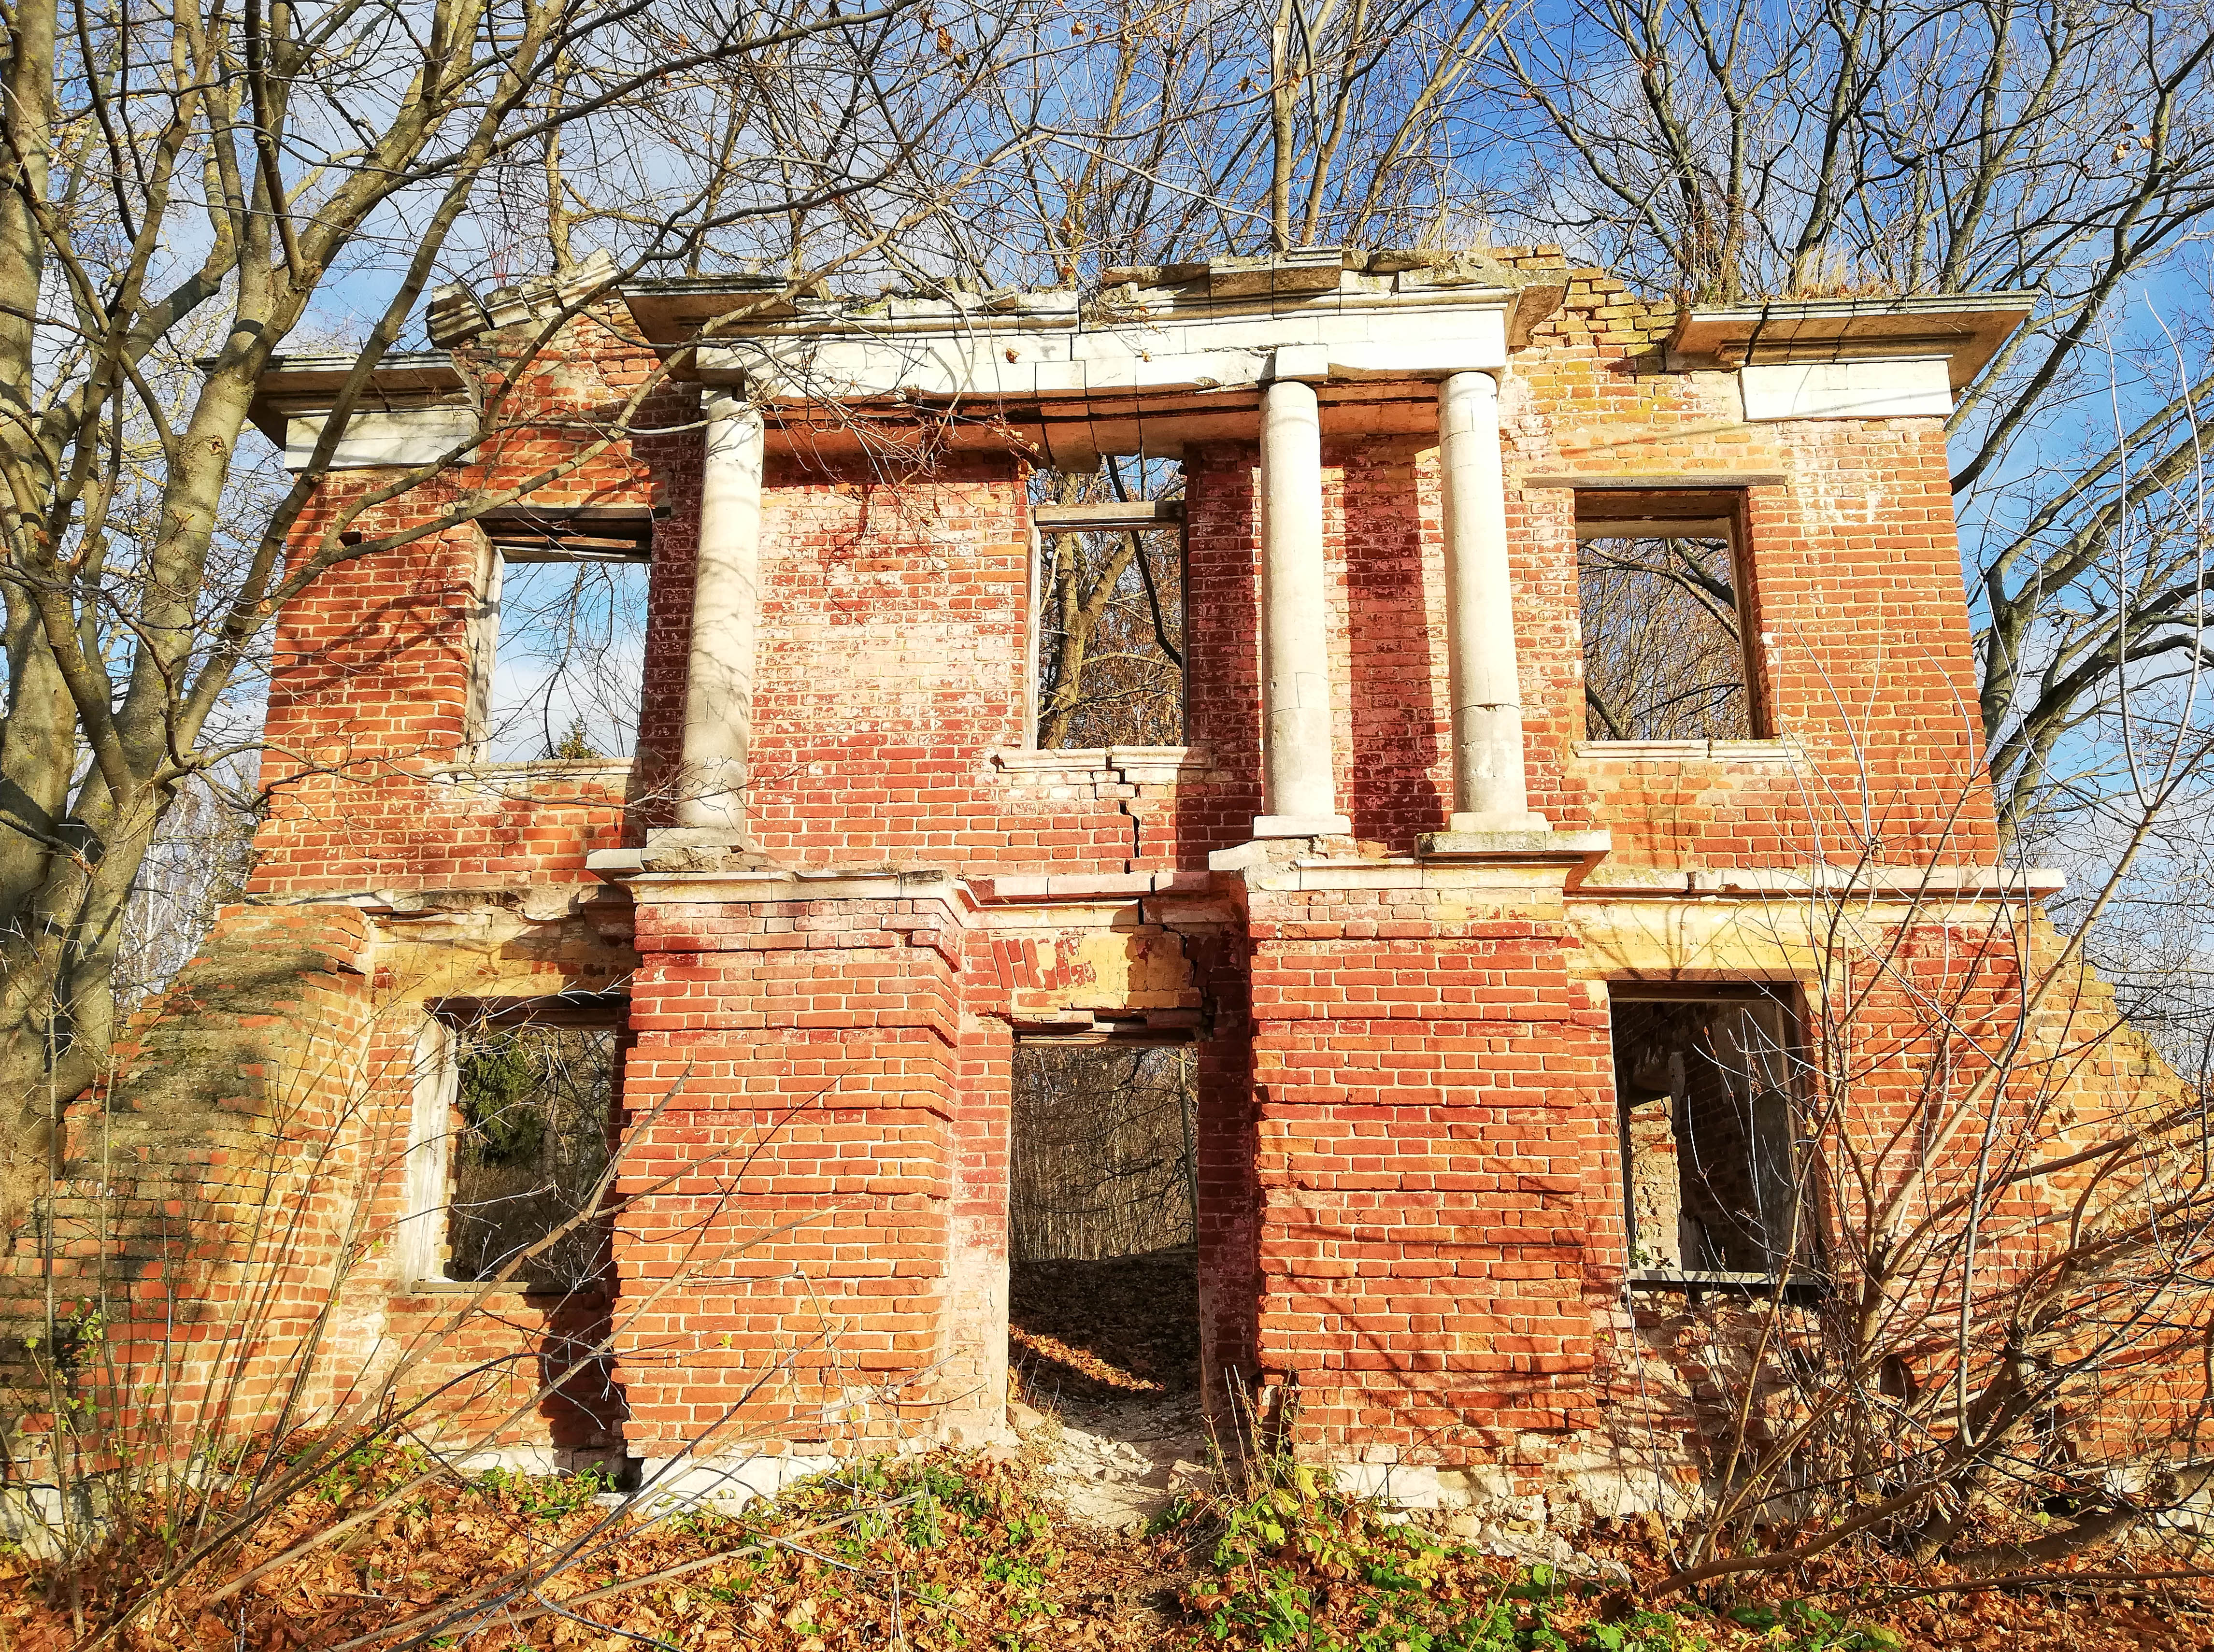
[945, 1005, 1013, 1435]
[252, 306, 690, 900]
[732, 454, 1132, 869]
[611, 890, 966, 1459]
[1182, 443, 1268, 856]
[314, 1012, 626, 1465]
[254, 275, 2003, 890]
[1507, 272, 2000, 869]
[0, 906, 377, 1472]
[1180, 434, 1463, 855]
[372, 1287, 621, 1464]
[200, 265, 2082, 1488]
[1241, 874, 1619, 1461]
[1588, 904, 2208, 1496]
[1191, 934, 1262, 1404]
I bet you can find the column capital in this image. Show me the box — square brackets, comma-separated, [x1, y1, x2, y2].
[1267, 344, 1331, 383]
[703, 385, 757, 423]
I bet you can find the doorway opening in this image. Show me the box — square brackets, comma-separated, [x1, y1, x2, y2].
[1007, 1034, 1207, 1518]
[1007, 1037, 1200, 1405]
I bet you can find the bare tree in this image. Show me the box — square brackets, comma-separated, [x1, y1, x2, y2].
[1624, 876, 2214, 1590]
[1034, 462, 1188, 750]
[0, 0, 1029, 1217]
[1011, 1042, 1198, 1261]
[1589, 639, 2214, 1589]
[1482, 0, 2214, 846]
[1580, 534, 1752, 741]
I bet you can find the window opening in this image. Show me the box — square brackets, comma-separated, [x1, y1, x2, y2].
[1577, 491, 1757, 741]
[474, 510, 652, 763]
[436, 1000, 621, 1292]
[1032, 457, 1186, 749]
[1008, 1039, 1199, 1410]
[1611, 991, 1803, 1283]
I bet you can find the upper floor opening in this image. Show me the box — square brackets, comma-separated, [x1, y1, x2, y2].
[1030, 460, 1187, 751]
[1575, 487, 1764, 745]
[468, 507, 652, 766]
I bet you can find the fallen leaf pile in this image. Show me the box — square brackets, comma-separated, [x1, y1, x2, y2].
[0, 1443, 1183, 1651]
[0, 1430, 2209, 1650]
[1175, 1461, 2214, 1652]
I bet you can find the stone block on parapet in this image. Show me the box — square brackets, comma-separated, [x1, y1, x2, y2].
[1416, 828, 1614, 863]
[1208, 247, 1348, 298]
[646, 826, 753, 851]
[1209, 840, 1293, 875]
[971, 873, 1052, 900]
[1448, 808, 1553, 834]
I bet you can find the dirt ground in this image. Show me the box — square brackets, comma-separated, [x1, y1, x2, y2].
[1008, 1248, 1213, 1527]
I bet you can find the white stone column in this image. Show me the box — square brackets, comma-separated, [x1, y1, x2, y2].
[676, 391, 765, 833]
[1254, 378, 1350, 838]
[1438, 370, 1547, 834]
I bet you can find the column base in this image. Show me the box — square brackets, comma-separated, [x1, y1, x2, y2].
[1251, 812, 1353, 839]
[1446, 809, 1551, 834]
[627, 826, 772, 875]
[647, 826, 754, 851]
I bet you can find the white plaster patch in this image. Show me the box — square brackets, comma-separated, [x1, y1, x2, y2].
[635, 1451, 842, 1511]
[449, 1444, 563, 1478]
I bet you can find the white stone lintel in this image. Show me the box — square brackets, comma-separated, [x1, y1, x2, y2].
[1417, 828, 1614, 862]
[696, 298, 1511, 405]
[1740, 356, 1953, 421]
[990, 745, 1211, 781]
[1572, 738, 1803, 766]
[622, 868, 959, 905]
[1572, 864, 2068, 901]
[283, 407, 480, 471]
[1447, 809, 1552, 834]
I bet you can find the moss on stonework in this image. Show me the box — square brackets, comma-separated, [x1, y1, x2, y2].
[100, 933, 356, 1129]
[0, 918, 368, 1398]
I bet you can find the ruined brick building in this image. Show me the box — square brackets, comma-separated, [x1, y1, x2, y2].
[72, 244, 2188, 1517]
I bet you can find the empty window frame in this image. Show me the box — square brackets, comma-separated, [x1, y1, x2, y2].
[1031, 461, 1187, 749]
[406, 999, 622, 1293]
[1577, 490, 1760, 742]
[1611, 989, 1806, 1283]
[471, 512, 652, 763]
